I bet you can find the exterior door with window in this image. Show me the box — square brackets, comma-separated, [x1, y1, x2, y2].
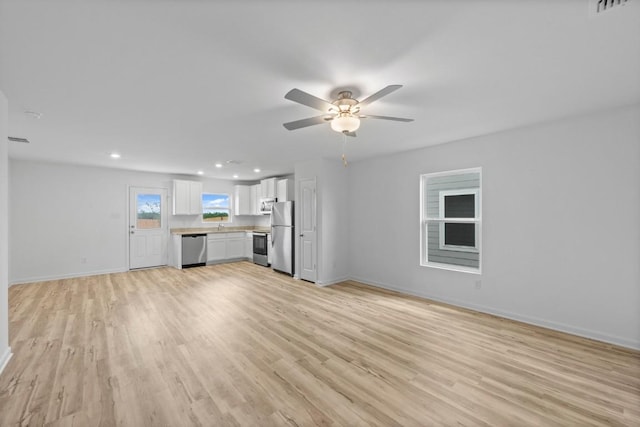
[299, 178, 317, 283]
[129, 187, 168, 269]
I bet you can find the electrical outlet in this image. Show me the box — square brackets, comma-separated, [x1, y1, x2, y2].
[475, 280, 482, 290]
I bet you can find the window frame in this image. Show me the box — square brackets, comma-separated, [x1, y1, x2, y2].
[438, 188, 480, 253]
[201, 192, 232, 224]
[420, 167, 482, 274]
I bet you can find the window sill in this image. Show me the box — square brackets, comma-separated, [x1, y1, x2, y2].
[420, 261, 481, 275]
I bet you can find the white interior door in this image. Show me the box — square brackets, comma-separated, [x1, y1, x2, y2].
[299, 179, 317, 283]
[129, 187, 168, 269]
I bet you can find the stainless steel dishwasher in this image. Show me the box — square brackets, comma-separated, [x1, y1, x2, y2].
[181, 234, 207, 268]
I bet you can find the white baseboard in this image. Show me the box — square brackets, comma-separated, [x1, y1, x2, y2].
[0, 347, 12, 375]
[316, 276, 350, 287]
[350, 275, 640, 351]
[10, 267, 128, 286]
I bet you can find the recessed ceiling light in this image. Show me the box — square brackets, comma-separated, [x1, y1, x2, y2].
[197, 170, 204, 175]
[253, 168, 261, 173]
[233, 174, 239, 179]
[215, 163, 223, 168]
[110, 153, 121, 159]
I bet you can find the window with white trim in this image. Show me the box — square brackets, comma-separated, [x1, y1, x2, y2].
[420, 168, 481, 273]
[202, 193, 231, 223]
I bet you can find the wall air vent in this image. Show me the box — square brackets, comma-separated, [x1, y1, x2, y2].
[590, 0, 630, 15]
[8, 137, 30, 143]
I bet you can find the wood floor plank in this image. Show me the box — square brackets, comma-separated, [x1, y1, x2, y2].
[1, 261, 639, 426]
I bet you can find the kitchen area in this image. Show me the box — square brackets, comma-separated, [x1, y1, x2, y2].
[168, 176, 295, 276]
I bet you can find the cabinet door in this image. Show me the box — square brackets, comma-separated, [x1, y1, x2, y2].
[207, 239, 226, 261]
[261, 178, 276, 198]
[189, 181, 203, 215]
[276, 179, 293, 202]
[226, 238, 245, 259]
[173, 180, 202, 215]
[251, 184, 261, 215]
[245, 234, 253, 258]
[234, 185, 252, 215]
[277, 179, 286, 202]
[173, 180, 191, 215]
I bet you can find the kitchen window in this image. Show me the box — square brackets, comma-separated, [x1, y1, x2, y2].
[420, 168, 481, 273]
[202, 193, 231, 223]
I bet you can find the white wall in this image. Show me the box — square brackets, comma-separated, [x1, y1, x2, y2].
[319, 159, 349, 285]
[8, 160, 263, 284]
[348, 104, 640, 349]
[0, 91, 11, 373]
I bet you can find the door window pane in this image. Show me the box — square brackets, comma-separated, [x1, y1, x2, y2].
[137, 194, 161, 229]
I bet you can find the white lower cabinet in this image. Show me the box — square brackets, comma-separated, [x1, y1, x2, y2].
[226, 238, 245, 259]
[206, 232, 248, 263]
[170, 234, 182, 268]
[207, 238, 227, 262]
[245, 234, 253, 258]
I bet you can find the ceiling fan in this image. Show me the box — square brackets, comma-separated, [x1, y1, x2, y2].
[283, 85, 413, 136]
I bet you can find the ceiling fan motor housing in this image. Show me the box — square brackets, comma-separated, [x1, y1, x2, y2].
[332, 91, 360, 114]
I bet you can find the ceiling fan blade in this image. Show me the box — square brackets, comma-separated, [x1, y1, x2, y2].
[283, 115, 330, 131]
[358, 85, 403, 108]
[362, 114, 414, 122]
[8, 136, 30, 143]
[285, 88, 335, 112]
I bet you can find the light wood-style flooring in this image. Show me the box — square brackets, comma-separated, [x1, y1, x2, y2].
[1, 262, 639, 426]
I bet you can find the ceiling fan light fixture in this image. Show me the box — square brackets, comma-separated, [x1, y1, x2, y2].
[283, 85, 411, 134]
[331, 114, 360, 133]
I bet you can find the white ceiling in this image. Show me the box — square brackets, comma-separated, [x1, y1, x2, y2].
[1, 0, 639, 180]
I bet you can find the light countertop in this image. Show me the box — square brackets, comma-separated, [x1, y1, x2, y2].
[170, 226, 269, 235]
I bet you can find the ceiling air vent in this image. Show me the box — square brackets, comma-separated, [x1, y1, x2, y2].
[8, 136, 30, 143]
[590, 0, 630, 14]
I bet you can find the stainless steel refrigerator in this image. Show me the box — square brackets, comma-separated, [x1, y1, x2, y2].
[271, 201, 294, 275]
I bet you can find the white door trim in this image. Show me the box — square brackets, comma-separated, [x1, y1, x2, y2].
[129, 186, 169, 270]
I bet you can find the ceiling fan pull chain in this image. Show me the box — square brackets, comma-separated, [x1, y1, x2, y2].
[342, 133, 348, 167]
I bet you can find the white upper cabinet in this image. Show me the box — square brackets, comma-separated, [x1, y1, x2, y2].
[261, 178, 277, 199]
[233, 185, 253, 215]
[276, 178, 294, 202]
[251, 184, 260, 215]
[173, 179, 202, 215]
